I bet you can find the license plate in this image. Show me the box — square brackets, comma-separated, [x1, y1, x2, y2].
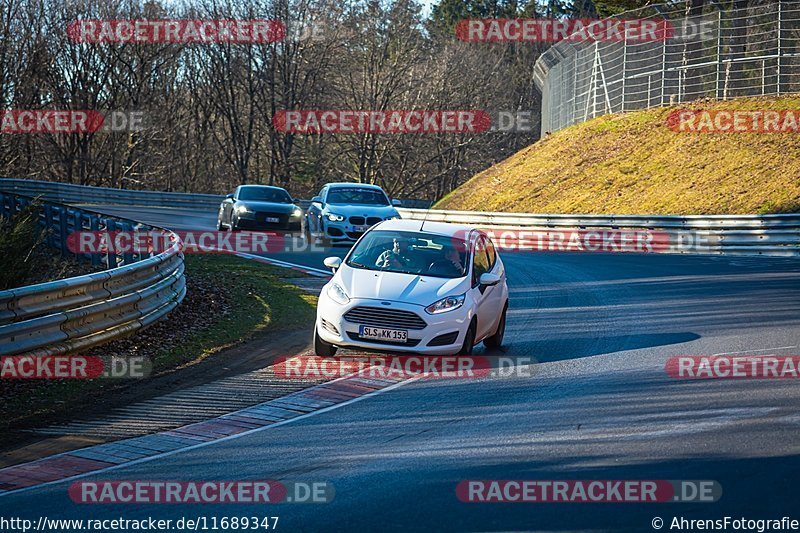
[353, 225, 369, 232]
[265, 217, 280, 223]
[359, 326, 408, 342]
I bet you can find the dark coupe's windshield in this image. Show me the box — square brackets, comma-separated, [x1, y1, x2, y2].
[327, 187, 389, 206]
[238, 186, 292, 203]
[347, 230, 468, 279]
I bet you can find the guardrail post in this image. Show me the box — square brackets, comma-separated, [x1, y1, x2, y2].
[73, 210, 83, 263]
[89, 214, 101, 266]
[58, 206, 68, 257]
[121, 222, 134, 265]
[106, 219, 118, 268]
[43, 204, 54, 248]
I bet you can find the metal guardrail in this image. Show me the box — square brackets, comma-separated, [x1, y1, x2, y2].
[0, 178, 433, 211]
[0, 178, 224, 210]
[0, 192, 186, 357]
[398, 208, 800, 256]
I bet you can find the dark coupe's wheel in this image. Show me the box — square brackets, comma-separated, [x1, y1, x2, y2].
[314, 328, 337, 357]
[484, 302, 507, 349]
[458, 321, 477, 356]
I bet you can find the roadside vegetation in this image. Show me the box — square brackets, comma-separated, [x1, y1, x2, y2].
[436, 95, 800, 215]
[0, 255, 317, 429]
[0, 204, 44, 290]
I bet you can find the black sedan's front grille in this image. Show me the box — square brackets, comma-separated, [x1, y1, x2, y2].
[343, 306, 427, 330]
[255, 212, 288, 226]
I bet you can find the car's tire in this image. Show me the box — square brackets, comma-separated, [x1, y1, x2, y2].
[484, 302, 508, 349]
[217, 218, 225, 231]
[458, 320, 477, 356]
[288, 221, 301, 232]
[314, 328, 337, 357]
[230, 217, 239, 232]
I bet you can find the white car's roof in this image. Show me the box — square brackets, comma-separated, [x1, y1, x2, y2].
[374, 218, 478, 239]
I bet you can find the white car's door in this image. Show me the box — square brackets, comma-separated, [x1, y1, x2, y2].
[482, 237, 505, 330]
[470, 235, 500, 340]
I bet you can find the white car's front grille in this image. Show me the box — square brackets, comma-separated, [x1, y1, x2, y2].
[343, 306, 427, 330]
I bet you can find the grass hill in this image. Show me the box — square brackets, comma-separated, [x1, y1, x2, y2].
[435, 95, 800, 214]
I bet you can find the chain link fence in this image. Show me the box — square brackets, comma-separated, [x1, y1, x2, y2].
[533, 1, 800, 135]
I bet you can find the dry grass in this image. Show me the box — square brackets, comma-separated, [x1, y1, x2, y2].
[435, 95, 800, 215]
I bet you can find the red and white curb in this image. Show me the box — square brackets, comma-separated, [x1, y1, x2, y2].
[0, 370, 412, 496]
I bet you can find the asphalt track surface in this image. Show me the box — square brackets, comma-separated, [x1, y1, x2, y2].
[2, 206, 799, 531]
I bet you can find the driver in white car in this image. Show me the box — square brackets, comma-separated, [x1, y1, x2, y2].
[375, 237, 412, 269]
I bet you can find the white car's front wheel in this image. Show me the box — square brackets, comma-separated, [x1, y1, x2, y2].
[314, 328, 337, 357]
[484, 302, 507, 349]
[458, 320, 477, 356]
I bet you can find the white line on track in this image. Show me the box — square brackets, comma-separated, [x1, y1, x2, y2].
[0, 375, 418, 498]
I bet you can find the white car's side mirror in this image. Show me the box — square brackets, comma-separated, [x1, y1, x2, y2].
[324, 256, 342, 272]
[479, 272, 501, 286]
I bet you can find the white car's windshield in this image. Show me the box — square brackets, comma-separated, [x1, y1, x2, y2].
[347, 230, 468, 278]
[327, 187, 389, 206]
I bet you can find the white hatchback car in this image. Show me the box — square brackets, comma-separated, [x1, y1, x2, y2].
[314, 219, 509, 356]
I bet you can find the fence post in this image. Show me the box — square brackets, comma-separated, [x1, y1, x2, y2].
[621, 39, 627, 112]
[660, 32, 667, 105]
[715, 10, 722, 99]
[777, 0, 782, 95]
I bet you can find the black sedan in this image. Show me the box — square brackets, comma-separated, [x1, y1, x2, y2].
[217, 185, 303, 231]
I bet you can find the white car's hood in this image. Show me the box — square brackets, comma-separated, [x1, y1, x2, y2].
[324, 203, 399, 218]
[337, 266, 466, 305]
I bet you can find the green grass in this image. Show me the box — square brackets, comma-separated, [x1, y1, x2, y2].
[153, 255, 317, 371]
[0, 255, 317, 428]
[436, 95, 800, 215]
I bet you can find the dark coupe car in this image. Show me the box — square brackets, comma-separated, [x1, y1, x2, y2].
[217, 185, 303, 231]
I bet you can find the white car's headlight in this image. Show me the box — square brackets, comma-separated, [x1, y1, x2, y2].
[291, 207, 302, 218]
[327, 283, 350, 305]
[425, 293, 466, 314]
[327, 213, 345, 222]
[235, 205, 254, 214]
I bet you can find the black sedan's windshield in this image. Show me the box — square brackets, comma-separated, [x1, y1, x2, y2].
[327, 188, 389, 206]
[347, 230, 467, 279]
[238, 186, 292, 203]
